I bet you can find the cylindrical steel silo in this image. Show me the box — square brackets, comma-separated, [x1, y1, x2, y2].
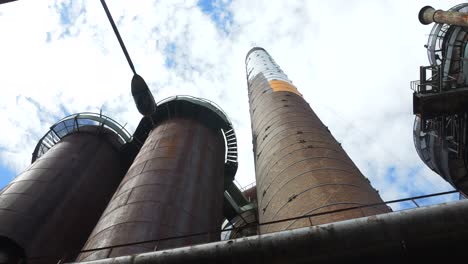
[0, 113, 133, 263]
[78, 96, 237, 261]
[246, 47, 390, 234]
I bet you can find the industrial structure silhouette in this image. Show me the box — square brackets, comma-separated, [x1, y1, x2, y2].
[1, 2, 468, 264]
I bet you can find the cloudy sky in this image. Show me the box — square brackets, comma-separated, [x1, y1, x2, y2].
[0, 0, 463, 209]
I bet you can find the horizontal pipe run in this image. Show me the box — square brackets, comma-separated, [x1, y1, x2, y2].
[419, 5, 468, 26]
[71, 199, 468, 263]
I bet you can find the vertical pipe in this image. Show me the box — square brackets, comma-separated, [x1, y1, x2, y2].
[246, 47, 390, 234]
[78, 117, 225, 261]
[0, 127, 127, 263]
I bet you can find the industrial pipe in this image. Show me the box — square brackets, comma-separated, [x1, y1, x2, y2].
[70, 199, 468, 264]
[419, 5, 468, 26]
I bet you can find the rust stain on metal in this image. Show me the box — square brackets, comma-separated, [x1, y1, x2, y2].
[246, 48, 391, 234]
[419, 6, 468, 27]
[0, 127, 127, 263]
[78, 118, 225, 261]
[434, 10, 468, 27]
[242, 186, 257, 202]
[366, 215, 380, 223]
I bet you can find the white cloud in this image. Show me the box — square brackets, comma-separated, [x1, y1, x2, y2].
[0, 0, 463, 207]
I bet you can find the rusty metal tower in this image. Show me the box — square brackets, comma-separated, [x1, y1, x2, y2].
[246, 47, 390, 233]
[72, 2, 245, 260]
[77, 96, 239, 261]
[0, 0, 248, 259]
[413, 4, 468, 194]
[0, 113, 134, 263]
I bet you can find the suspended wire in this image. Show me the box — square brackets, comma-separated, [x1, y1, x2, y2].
[27, 189, 459, 262]
[100, 0, 137, 75]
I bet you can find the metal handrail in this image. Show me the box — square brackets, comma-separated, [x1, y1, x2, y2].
[157, 95, 238, 165]
[31, 112, 132, 162]
[157, 95, 233, 127]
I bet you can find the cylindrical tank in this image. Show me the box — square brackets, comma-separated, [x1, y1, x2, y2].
[0, 113, 131, 263]
[78, 98, 229, 261]
[246, 47, 390, 234]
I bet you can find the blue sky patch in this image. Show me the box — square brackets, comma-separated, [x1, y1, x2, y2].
[59, 103, 71, 117]
[383, 165, 460, 210]
[59, 2, 71, 25]
[384, 166, 397, 183]
[54, 1, 86, 38]
[0, 164, 14, 190]
[56, 1, 85, 26]
[197, 0, 233, 34]
[164, 42, 177, 68]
